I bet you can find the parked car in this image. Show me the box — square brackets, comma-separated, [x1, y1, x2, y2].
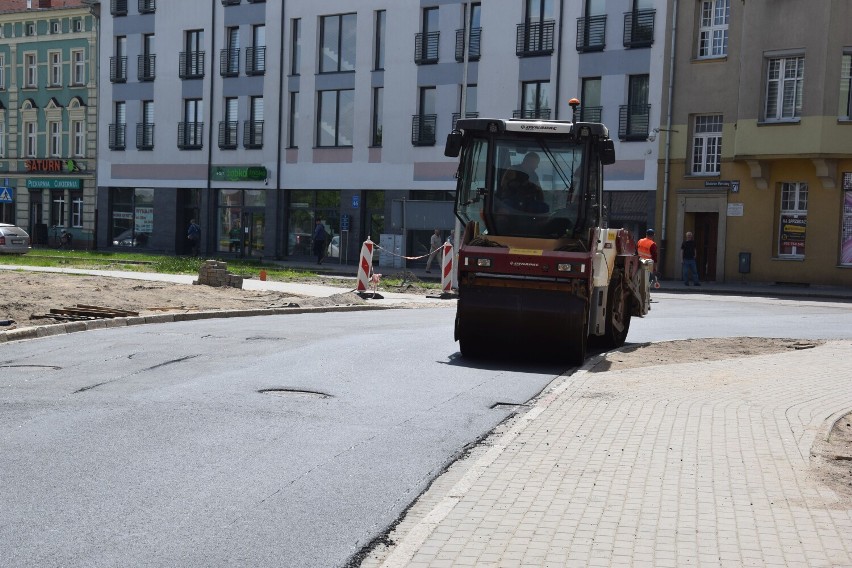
[327, 235, 340, 258]
[112, 229, 149, 247]
[0, 223, 30, 254]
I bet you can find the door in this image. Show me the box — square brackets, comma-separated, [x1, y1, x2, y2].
[241, 210, 265, 258]
[694, 212, 718, 281]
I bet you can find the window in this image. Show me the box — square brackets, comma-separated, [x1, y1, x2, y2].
[619, 74, 650, 140]
[25, 53, 37, 88]
[518, 81, 550, 119]
[72, 120, 85, 156]
[320, 14, 356, 73]
[181, 30, 204, 79]
[222, 27, 240, 76]
[691, 115, 722, 175]
[415, 7, 439, 65]
[26, 22, 35, 36]
[110, 101, 126, 150]
[456, 3, 481, 62]
[49, 121, 62, 156]
[577, 0, 606, 52]
[288, 91, 299, 148]
[580, 77, 602, 122]
[371, 87, 383, 146]
[374, 10, 386, 70]
[25, 121, 37, 157]
[520, 0, 555, 55]
[51, 191, 66, 227]
[839, 54, 851, 120]
[765, 56, 804, 121]
[111, 36, 127, 83]
[52, 21, 60, 34]
[317, 89, 354, 147]
[71, 192, 83, 228]
[72, 49, 85, 85]
[74, 19, 83, 32]
[454, 84, 478, 128]
[180, 98, 204, 149]
[49, 51, 62, 86]
[139, 34, 155, 81]
[247, 25, 266, 75]
[290, 18, 301, 75]
[0, 117, 5, 158]
[0, 54, 5, 90]
[697, 0, 729, 58]
[139, 0, 156, 14]
[220, 97, 238, 149]
[245, 96, 263, 148]
[778, 182, 808, 257]
[412, 86, 437, 145]
[137, 100, 154, 149]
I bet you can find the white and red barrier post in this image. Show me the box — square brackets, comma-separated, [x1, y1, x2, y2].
[356, 238, 374, 293]
[440, 242, 454, 293]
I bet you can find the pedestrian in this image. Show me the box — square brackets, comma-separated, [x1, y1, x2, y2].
[425, 229, 442, 273]
[637, 228, 659, 287]
[681, 231, 701, 286]
[313, 219, 327, 264]
[229, 221, 241, 253]
[186, 219, 201, 256]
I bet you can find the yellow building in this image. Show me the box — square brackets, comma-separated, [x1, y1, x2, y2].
[657, 0, 852, 287]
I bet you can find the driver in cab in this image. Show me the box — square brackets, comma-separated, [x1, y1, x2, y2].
[497, 152, 549, 213]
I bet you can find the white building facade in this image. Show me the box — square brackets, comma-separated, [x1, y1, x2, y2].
[96, 0, 666, 262]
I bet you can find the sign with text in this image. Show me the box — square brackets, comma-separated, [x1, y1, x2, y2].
[26, 178, 82, 190]
[726, 203, 744, 217]
[24, 159, 83, 173]
[779, 214, 807, 255]
[211, 166, 268, 182]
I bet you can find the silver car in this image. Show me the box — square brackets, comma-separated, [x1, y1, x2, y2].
[0, 223, 30, 254]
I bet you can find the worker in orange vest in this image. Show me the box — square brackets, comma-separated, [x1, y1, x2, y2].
[637, 228, 659, 287]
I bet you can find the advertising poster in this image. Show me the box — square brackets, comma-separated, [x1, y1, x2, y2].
[135, 207, 154, 233]
[779, 214, 806, 256]
[842, 191, 852, 265]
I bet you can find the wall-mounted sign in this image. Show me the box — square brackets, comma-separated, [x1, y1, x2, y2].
[726, 203, 744, 217]
[843, 172, 852, 191]
[352, 195, 360, 208]
[26, 179, 82, 190]
[211, 166, 268, 182]
[24, 159, 83, 173]
[704, 180, 740, 191]
[0, 187, 13, 203]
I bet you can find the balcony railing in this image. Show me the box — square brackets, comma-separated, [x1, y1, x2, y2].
[451, 111, 479, 129]
[579, 106, 603, 123]
[623, 9, 655, 48]
[220, 48, 240, 77]
[411, 114, 437, 146]
[137, 54, 156, 81]
[138, 0, 155, 14]
[109, 56, 127, 83]
[179, 51, 205, 79]
[221, 0, 240, 5]
[414, 31, 440, 65]
[218, 121, 238, 149]
[243, 120, 264, 149]
[455, 27, 481, 62]
[513, 108, 551, 119]
[516, 20, 555, 57]
[111, 0, 128, 16]
[136, 123, 154, 150]
[177, 122, 204, 149]
[577, 15, 607, 52]
[618, 104, 651, 140]
[109, 124, 126, 150]
[246, 46, 266, 75]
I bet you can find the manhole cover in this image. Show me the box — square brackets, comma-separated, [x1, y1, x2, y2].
[259, 388, 331, 399]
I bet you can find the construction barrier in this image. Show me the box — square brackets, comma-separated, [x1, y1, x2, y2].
[356, 239, 374, 292]
[440, 243, 454, 293]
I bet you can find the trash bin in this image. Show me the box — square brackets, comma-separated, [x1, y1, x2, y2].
[738, 252, 751, 274]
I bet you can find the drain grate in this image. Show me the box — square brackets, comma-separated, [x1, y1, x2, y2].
[259, 388, 331, 399]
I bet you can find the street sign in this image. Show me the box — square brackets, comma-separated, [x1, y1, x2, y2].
[0, 187, 13, 203]
[341, 214, 350, 231]
[352, 195, 360, 208]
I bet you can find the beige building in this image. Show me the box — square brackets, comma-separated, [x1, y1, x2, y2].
[656, 0, 852, 287]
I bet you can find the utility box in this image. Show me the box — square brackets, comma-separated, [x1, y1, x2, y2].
[738, 252, 751, 274]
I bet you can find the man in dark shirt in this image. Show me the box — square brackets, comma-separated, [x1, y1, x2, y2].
[681, 231, 701, 286]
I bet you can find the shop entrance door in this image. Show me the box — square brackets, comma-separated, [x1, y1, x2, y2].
[241, 210, 265, 258]
[694, 212, 718, 281]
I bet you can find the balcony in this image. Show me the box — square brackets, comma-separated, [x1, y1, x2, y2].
[178, 122, 204, 150]
[451, 111, 479, 130]
[243, 120, 264, 149]
[246, 46, 266, 75]
[138, 0, 155, 14]
[218, 121, 238, 149]
[108, 124, 126, 150]
[513, 108, 551, 119]
[137, 54, 156, 81]
[579, 106, 603, 123]
[576, 15, 607, 52]
[414, 31, 440, 65]
[516, 20, 555, 57]
[109, 56, 127, 83]
[623, 9, 655, 48]
[179, 51, 205, 79]
[618, 104, 651, 140]
[220, 48, 240, 77]
[411, 114, 437, 146]
[110, 0, 127, 16]
[221, 0, 240, 5]
[455, 27, 481, 62]
[136, 123, 154, 150]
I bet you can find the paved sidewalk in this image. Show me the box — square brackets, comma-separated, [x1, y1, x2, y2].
[364, 341, 852, 568]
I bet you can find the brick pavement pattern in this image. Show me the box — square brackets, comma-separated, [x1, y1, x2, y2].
[371, 340, 852, 567]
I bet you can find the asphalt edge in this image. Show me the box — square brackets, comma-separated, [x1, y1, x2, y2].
[0, 303, 399, 344]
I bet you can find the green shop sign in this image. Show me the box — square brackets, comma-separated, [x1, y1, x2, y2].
[26, 178, 82, 190]
[211, 166, 268, 182]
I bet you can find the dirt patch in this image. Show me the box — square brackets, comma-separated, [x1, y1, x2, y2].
[0, 270, 370, 330]
[812, 412, 852, 503]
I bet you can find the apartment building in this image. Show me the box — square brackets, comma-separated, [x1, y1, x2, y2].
[0, 0, 97, 247]
[95, 0, 666, 263]
[657, 0, 852, 286]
